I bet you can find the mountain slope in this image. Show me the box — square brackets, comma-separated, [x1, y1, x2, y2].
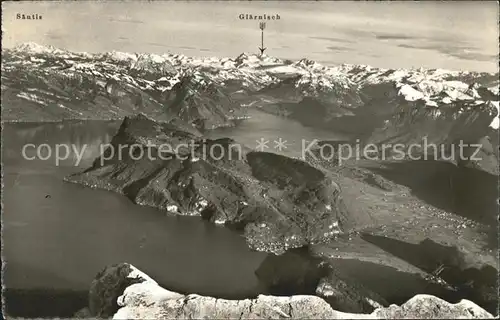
[65, 114, 354, 254]
[1, 44, 242, 128]
[3, 43, 498, 131]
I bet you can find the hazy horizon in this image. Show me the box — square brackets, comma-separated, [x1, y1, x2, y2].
[2, 1, 498, 72]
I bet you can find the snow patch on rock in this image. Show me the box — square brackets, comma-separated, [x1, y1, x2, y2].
[16, 91, 48, 106]
[489, 101, 499, 129]
[398, 84, 425, 101]
[214, 219, 226, 225]
[166, 205, 178, 212]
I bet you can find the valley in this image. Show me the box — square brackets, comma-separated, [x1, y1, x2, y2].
[1, 43, 498, 318]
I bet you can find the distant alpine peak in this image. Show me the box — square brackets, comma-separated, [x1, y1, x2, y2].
[6, 42, 481, 79]
[233, 52, 284, 68]
[4, 42, 498, 129]
[100, 50, 139, 63]
[294, 58, 323, 69]
[13, 42, 59, 53]
[336, 63, 496, 85]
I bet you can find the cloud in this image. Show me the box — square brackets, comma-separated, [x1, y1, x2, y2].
[451, 52, 497, 62]
[398, 43, 431, 50]
[109, 18, 144, 24]
[327, 46, 351, 52]
[375, 33, 419, 41]
[398, 41, 496, 62]
[309, 35, 353, 53]
[44, 32, 63, 40]
[147, 42, 171, 48]
[309, 36, 354, 44]
[146, 43, 211, 53]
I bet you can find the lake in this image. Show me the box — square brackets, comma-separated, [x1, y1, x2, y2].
[2, 110, 343, 317]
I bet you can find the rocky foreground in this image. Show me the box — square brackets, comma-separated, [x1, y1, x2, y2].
[76, 263, 494, 319]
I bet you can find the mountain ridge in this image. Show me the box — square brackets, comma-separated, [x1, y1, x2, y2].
[2, 42, 498, 129]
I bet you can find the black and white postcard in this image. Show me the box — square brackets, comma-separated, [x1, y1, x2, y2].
[1, 1, 498, 319]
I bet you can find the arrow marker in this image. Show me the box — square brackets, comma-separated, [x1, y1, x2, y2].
[259, 22, 267, 56]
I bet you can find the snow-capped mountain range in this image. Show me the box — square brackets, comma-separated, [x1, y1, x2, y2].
[2, 42, 498, 129]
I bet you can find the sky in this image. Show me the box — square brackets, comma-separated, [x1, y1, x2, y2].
[2, 1, 498, 72]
